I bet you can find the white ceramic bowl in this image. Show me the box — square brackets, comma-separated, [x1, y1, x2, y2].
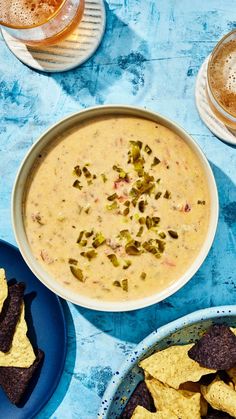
[12, 105, 219, 312]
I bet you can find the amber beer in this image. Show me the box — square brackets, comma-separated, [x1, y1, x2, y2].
[207, 30, 236, 129]
[0, 0, 84, 45]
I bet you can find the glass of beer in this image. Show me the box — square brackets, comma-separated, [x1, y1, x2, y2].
[207, 29, 236, 130]
[0, 0, 84, 46]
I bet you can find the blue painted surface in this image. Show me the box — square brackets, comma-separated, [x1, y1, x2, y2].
[0, 1, 235, 418]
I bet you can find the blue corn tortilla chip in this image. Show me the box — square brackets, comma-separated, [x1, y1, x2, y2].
[188, 324, 236, 370]
[0, 349, 44, 404]
[0, 283, 25, 353]
[120, 380, 156, 419]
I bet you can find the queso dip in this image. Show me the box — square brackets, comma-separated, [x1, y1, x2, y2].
[23, 116, 210, 302]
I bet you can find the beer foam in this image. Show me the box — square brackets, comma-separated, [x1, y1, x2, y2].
[0, 0, 62, 27]
[209, 39, 236, 116]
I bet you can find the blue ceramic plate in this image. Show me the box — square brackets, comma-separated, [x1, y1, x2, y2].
[98, 306, 236, 418]
[0, 239, 67, 419]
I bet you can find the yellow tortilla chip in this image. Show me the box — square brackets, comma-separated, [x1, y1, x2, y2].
[0, 269, 8, 313]
[131, 405, 178, 418]
[140, 344, 215, 389]
[179, 382, 208, 416]
[146, 377, 201, 419]
[201, 377, 236, 417]
[0, 303, 36, 367]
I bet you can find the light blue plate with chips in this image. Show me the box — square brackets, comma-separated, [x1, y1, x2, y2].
[98, 306, 236, 418]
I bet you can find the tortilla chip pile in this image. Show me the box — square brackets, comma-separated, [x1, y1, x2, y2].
[0, 268, 44, 404]
[121, 324, 236, 419]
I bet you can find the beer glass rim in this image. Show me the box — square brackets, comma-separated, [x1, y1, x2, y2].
[207, 29, 236, 121]
[0, 0, 68, 30]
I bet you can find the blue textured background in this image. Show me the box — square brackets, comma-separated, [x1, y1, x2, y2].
[0, 1, 236, 418]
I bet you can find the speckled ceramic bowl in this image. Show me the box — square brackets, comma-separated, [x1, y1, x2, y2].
[12, 105, 218, 311]
[98, 306, 236, 418]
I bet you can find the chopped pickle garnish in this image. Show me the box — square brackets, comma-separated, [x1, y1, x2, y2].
[119, 229, 132, 241]
[136, 226, 144, 237]
[152, 157, 161, 166]
[107, 254, 119, 267]
[123, 207, 130, 216]
[129, 140, 143, 149]
[121, 278, 128, 292]
[68, 258, 78, 266]
[142, 241, 158, 255]
[92, 233, 106, 248]
[80, 239, 88, 247]
[155, 192, 162, 200]
[124, 200, 130, 207]
[87, 179, 93, 185]
[134, 161, 144, 177]
[152, 216, 160, 226]
[130, 187, 139, 198]
[106, 201, 118, 210]
[73, 180, 83, 190]
[138, 200, 146, 213]
[144, 144, 152, 154]
[146, 216, 152, 229]
[101, 173, 107, 183]
[197, 200, 206, 205]
[85, 230, 93, 238]
[70, 266, 84, 282]
[125, 242, 142, 255]
[156, 239, 165, 253]
[134, 240, 141, 247]
[163, 190, 171, 199]
[81, 249, 97, 260]
[82, 166, 91, 178]
[123, 260, 132, 270]
[107, 193, 118, 201]
[73, 165, 82, 177]
[140, 272, 146, 280]
[119, 171, 128, 179]
[119, 229, 129, 236]
[139, 217, 146, 225]
[159, 231, 166, 239]
[113, 280, 121, 287]
[168, 230, 178, 239]
[113, 165, 127, 179]
[77, 231, 84, 243]
[143, 172, 155, 184]
[136, 173, 155, 195]
[130, 175, 155, 205]
[136, 179, 143, 189]
[131, 144, 141, 162]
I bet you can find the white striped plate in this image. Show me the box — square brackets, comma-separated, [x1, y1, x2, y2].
[195, 55, 236, 146]
[1, 0, 106, 72]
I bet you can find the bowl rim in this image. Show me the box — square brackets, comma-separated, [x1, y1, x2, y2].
[11, 104, 219, 312]
[98, 305, 236, 418]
